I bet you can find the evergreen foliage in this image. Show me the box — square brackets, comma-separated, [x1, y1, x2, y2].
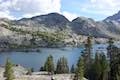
[81, 36, 93, 79]
[107, 38, 120, 80]
[71, 64, 75, 73]
[74, 56, 84, 80]
[89, 53, 109, 80]
[4, 58, 14, 80]
[44, 55, 54, 74]
[56, 57, 69, 74]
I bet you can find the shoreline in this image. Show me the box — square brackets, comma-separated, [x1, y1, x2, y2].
[0, 46, 82, 52]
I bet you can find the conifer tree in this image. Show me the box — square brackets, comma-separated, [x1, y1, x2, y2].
[107, 38, 120, 80]
[89, 53, 109, 80]
[89, 53, 101, 80]
[74, 56, 84, 80]
[56, 59, 60, 73]
[40, 66, 44, 71]
[99, 53, 109, 80]
[71, 64, 75, 73]
[56, 57, 69, 74]
[4, 58, 14, 80]
[81, 36, 93, 79]
[44, 55, 54, 74]
[116, 64, 120, 80]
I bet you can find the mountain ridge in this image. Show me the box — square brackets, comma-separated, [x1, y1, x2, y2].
[105, 11, 120, 22]
[0, 12, 120, 48]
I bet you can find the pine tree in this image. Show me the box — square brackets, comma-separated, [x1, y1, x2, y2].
[71, 64, 75, 73]
[81, 36, 93, 79]
[107, 38, 120, 80]
[62, 57, 69, 73]
[44, 55, 54, 74]
[56, 59, 60, 74]
[108, 38, 114, 46]
[56, 57, 69, 74]
[89, 53, 101, 80]
[74, 56, 84, 80]
[4, 58, 14, 80]
[89, 53, 109, 80]
[99, 53, 109, 80]
[85, 36, 92, 61]
[116, 64, 120, 80]
[31, 68, 34, 72]
[40, 66, 44, 71]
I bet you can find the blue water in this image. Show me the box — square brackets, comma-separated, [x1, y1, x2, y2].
[0, 44, 108, 71]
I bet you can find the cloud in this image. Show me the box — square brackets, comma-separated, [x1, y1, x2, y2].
[81, 0, 120, 16]
[0, 0, 79, 21]
[0, 0, 120, 20]
[12, 0, 61, 14]
[62, 11, 78, 21]
[0, 11, 15, 19]
[0, 0, 61, 19]
[89, 0, 120, 9]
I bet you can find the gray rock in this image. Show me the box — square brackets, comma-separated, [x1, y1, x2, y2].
[0, 12, 120, 48]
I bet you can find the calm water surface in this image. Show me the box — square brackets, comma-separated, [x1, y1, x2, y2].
[0, 44, 108, 71]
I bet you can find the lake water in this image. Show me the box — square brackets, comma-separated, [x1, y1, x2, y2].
[0, 44, 108, 71]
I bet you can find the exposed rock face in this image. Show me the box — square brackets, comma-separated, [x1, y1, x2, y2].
[105, 11, 120, 22]
[70, 10, 120, 39]
[13, 13, 70, 31]
[0, 12, 120, 48]
[71, 17, 108, 38]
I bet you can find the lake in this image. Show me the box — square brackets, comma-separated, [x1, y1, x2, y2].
[0, 44, 108, 71]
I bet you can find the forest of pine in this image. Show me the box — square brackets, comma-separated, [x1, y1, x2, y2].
[4, 37, 120, 80]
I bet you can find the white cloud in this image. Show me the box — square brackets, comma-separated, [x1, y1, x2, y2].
[83, 0, 120, 16]
[0, 0, 120, 20]
[62, 11, 78, 21]
[0, 0, 61, 19]
[11, 0, 61, 14]
[0, 0, 78, 21]
[0, 11, 15, 19]
[90, 0, 96, 3]
[90, 0, 119, 8]
[22, 13, 41, 18]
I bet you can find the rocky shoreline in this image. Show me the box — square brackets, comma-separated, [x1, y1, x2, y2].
[0, 65, 87, 80]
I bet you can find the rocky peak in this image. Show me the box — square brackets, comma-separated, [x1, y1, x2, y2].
[15, 13, 70, 29]
[105, 11, 120, 22]
[31, 13, 69, 22]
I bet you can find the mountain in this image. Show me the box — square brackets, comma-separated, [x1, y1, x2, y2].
[0, 12, 120, 49]
[10, 12, 120, 38]
[0, 13, 76, 49]
[71, 17, 108, 38]
[70, 10, 120, 39]
[13, 13, 70, 31]
[105, 11, 120, 22]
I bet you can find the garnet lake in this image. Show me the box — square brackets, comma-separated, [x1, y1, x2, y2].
[0, 44, 108, 71]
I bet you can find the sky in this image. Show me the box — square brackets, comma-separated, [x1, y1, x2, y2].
[0, 0, 120, 21]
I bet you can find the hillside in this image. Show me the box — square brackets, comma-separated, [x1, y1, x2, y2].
[0, 12, 120, 49]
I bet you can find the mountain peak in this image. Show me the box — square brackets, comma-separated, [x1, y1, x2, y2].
[72, 17, 88, 21]
[18, 13, 68, 21]
[31, 13, 66, 19]
[15, 13, 70, 30]
[72, 17, 95, 23]
[105, 10, 120, 22]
